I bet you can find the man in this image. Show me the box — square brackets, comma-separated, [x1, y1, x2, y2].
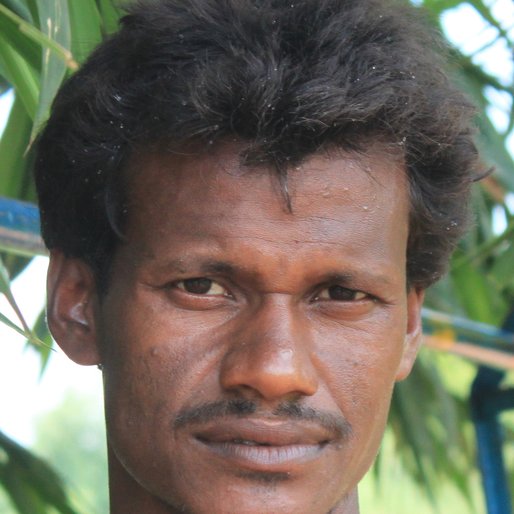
[34, 0, 481, 512]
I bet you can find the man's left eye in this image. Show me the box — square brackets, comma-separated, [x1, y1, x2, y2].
[175, 278, 227, 296]
[316, 285, 368, 301]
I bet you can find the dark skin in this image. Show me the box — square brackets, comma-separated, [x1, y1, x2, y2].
[46, 143, 424, 514]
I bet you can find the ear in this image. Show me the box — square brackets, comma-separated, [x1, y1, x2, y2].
[47, 249, 101, 365]
[395, 287, 425, 381]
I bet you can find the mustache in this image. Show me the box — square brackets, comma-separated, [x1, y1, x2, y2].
[173, 399, 352, 441]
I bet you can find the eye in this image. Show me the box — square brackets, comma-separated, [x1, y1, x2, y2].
[316, 285, 368, 302]
[175, 277, 228, 296]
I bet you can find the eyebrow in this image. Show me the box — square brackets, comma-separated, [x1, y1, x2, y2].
[151, 258, 396, 289]
[321, 272, 395, 289]
[152, 258, 241, 276]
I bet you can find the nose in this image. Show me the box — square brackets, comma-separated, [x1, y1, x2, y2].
[219, 296, 319, 401]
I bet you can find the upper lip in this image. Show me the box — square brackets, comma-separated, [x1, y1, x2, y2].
[194, 417, 335, 446]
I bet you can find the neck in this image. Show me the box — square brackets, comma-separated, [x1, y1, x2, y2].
[108, 445, 360, 514]
[108, 445, 175, 514]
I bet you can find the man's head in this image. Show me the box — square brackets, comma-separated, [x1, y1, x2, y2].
[35, 0, 481, 512]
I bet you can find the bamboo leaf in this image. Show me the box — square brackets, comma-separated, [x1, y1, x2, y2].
[453, 217, 514, 270]
[0, 0, 33, 23]
[96, 0, 122, 35]
[0, 308, 51, 349]
[0, 3, 41, 72]
[450, 250, 507, 325]
[421, 0, 463, 13]
[0, 430, 79, 514]
[0, 74, 10, 93]
[0, 31, 38, 119]
[477, 114, 514, 192]
[32, 0, 71, 139]
[0, 256, 31, 332]
[490, 240, 514, 290]
[23, 0, 39, 26]
[0, 4, 77, 71]
[68, 0, 102, 64]
[0, 256, 50, 349]
[0, 310, 27, 337]
[0, 94, 32, 198]
[30, 308, 54, 376]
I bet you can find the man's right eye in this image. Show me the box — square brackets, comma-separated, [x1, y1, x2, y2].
[316, 285, 368, 302]
[174, 278, 228, 296]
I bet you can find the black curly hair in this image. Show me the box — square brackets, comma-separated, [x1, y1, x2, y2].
[34, 0, 482, 291]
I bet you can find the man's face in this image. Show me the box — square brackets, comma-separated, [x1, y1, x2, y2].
[86, 145, 422, 513]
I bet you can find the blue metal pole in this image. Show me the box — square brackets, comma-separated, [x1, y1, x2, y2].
[422, 307, 514, 354]
[471, 309, 514, 514]
[0, 196, 46, 256]
[471, 368, 510, 514]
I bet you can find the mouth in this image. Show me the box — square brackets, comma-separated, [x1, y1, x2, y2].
[193, 418, 335, 473]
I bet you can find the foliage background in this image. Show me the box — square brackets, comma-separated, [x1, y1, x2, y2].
[0, 0, 513, 512]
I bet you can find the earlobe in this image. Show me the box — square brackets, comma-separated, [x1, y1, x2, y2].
[395, 287, 425, 382]
[47, 250, 101, 366]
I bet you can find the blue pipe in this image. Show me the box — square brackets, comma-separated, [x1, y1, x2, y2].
[422, 307, 514, 354]
[471, 309, 514, 514]
[0, 196, 46, 256]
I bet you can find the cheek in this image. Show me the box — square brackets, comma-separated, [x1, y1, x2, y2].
[315, 309, 406, 383]
[100, 325, 216, 498]
[99, 287, 231, 437]
[313, 311, 407, 439]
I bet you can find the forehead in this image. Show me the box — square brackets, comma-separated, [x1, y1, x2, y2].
[125, 143, 407, 216]
[121, 143, 409, 280]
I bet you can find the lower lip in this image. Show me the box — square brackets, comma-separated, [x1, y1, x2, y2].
[195, 438, 326, 472]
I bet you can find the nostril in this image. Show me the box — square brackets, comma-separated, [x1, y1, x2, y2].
[219, 345, 319, 400]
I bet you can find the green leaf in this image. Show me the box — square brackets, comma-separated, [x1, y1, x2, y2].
[0, 31, 38, 119]
[477, 113, 514, 192]
[0, 255, 49, 349]
[0, 94, 32, 198]
[490, 240, 514, 288]
[68, 0, 102, 64]
[0, 430, 79, 514]
[23, 0, 40, 27]
[450, 250, 507, 325]
[454, 216, 514, 270]
[0, 74, 10, 93]
[30, 308, 54, 376]
[0, 3, 77, 72]
[0, 310, 27, 337]
[96, 0, 122, 35]
[32, 0, 71, 139]
[421, 0, 463, 13]
[0, 3, 41, 72]
[0, 0, 33, 22]
[0, 255, 30, 331]
[0, 254, 33, 281]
